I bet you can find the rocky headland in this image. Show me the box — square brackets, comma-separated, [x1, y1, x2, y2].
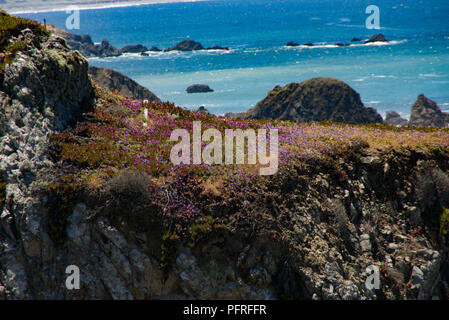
[47, 25, 229, 57]
[1, 13, 449, 301]
[228, 77, 383, 124]
[88, 66, 161, 102]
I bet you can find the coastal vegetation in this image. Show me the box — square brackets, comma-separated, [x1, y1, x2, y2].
[47, 84, 449, 242]
[0, 13, 48, 75]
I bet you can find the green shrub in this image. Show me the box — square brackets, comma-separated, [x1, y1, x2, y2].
[188, 216, 214, 248]
[0, 14, 48, 75]
[107, 169, 151, 204]
[160, 231, 179, 281]
[440, 208, 449, 236]
[0, 171, 6, 214]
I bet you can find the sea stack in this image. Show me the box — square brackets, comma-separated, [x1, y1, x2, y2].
[234, 77, 383, 124]
[409, 94, 449, 127]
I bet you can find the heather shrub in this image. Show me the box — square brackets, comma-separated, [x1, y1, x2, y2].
[107, 169, 151, 205]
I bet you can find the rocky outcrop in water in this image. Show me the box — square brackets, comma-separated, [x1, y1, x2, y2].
[165, 40, 229, 52]
[365, 34, 389, 44]
[385, 111, 408, 126]
[186, 84, 214, 93]
[232, 77, 383, 124]
[47, 25, 154, 58]
[88, 66, 161, 102]
[120, 44, 148, 54]
[409, 94, 449, 128]
[165, 40, 204, 52]
[47, 25, 121, 58]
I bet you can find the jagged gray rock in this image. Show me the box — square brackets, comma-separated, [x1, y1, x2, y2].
[409, 94, 449, 128]
[385, 111, 408, 126]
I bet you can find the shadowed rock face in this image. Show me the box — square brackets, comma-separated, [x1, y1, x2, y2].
[409, 94, 449, 128]
[233, 77, 383, 124]
[88, 66, 161, 102]
[385, 111, 408, 126]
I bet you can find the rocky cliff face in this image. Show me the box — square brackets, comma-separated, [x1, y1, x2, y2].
[88, 66, 161, 102]
[409, 94, 449, 128]
[233, 78, 383, 124]
[0, 14, 93, 299]
[1, 14, 449, 301]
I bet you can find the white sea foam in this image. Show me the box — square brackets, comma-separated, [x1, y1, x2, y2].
[9, 0, 209, 14]
[282, 40, 406, 51]
[419, 73, 445, 78]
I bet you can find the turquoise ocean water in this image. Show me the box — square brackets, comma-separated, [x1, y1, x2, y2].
[20, 0, 449, 118]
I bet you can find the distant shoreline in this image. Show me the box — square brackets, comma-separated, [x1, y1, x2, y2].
[4, 0, 210, 14]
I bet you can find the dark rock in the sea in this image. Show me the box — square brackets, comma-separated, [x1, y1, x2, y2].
[166, 40, 205, 51]
[385, 111, 408, 126]
[196, 106, 210, 114]
[98, 39, 121, 57]
[120, 44, 148, 54]
[186, 84, 214, 94]
[286, 41, 299, 47]
[89, 66, 161, 102]
[140, 52, 149, 56]
[336, 43, 349, 47]
[303, 42, 314, 46]
[409, 94, 449, 128]
[206, 45, 230, 50]
[365, 33, 389, 43]
[234, 77, 383, 124]
[351, 37, 362, 42]
[149, 46, 162, 52]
